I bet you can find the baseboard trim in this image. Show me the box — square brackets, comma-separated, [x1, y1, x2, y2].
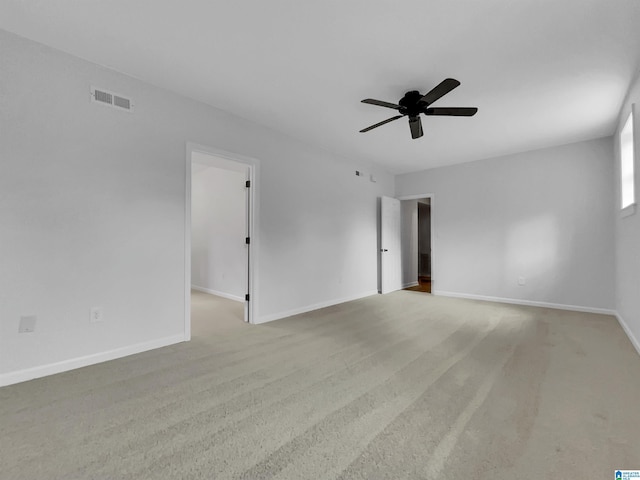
[402, 281, 419, 288]
[615, 312, 640, 357]
[432, 290, 616, 316]
[256, 290, 379, 324]
[192, 285, 244, 303]
[0, 334, 185, 387]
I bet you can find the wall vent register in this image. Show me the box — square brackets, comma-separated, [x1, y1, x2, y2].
[91, 87, 134, 112]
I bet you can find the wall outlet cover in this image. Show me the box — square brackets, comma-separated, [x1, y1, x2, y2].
[19, 315, 37, 333]
[90, 307, 104, 323]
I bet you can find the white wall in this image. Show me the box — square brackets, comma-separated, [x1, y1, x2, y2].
[613, 71, 640, 353]
[0, 30, 394, 385]
[191, 164, 247, 301]
[400, 200, 418, 286]
[395, 137, 615, 312]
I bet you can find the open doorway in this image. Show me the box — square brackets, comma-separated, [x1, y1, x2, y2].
[400, 195, 433, 294]
[185, 144, 258, 340]
[415, 199, 431, 292]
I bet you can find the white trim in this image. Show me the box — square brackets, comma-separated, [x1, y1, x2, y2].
[432, 290, 616, 315]
[185, 142, 260, 331]
[191, 285, 244, 303]
[256, 290, 378, 324]
[0, 334, 184, 387]
[396, 193, 435, 201]
[185, 145, 192, 341]
[621, 203, 636, 218]
[619, 103, 636, 210]
[615, 312, 640, 357]
[396, 192, 435, 293]
[403, 281, 419, 288]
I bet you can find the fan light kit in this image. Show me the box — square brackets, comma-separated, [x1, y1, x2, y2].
[360, 78, 477, 139]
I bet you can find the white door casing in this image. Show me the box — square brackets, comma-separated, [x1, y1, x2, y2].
[185, 142, 260, 338]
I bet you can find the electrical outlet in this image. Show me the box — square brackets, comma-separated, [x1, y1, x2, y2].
[90, 307, 104, 323]
[19, 315, 37, 333]
[518, 276, 526, 286]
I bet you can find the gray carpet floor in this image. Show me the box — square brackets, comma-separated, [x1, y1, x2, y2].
[1, 291, 639, 479]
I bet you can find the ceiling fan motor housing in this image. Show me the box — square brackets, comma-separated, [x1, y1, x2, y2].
[398, 90, 425, 117]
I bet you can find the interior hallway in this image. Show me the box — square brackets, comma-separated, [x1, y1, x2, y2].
[191, 290, 246, 337]
[404, 276, 432, 293]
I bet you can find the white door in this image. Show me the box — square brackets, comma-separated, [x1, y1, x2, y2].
[380, 196, 402, 294]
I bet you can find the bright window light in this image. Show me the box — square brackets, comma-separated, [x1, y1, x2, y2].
[621, 110, 635, 209]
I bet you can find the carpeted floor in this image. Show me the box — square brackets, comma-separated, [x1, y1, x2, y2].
[1, 291, 639, 479]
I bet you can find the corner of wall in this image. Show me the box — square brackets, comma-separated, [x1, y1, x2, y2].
[615, 312, 640, 357]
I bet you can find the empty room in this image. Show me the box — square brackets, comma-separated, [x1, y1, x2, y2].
[1, 2, 640, 479]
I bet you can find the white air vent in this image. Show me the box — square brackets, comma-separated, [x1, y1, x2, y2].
[94, 89, 112, 104]
[113, 95, 131, 110]
[91, 87, 134, 112]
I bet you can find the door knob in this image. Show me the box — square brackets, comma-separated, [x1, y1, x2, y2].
[381, 249, 388, 252]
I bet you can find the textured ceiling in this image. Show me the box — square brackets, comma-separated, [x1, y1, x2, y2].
[2, 1, 640, 174]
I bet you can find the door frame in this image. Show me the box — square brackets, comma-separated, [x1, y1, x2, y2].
[396, 193, 435, 291]
[184, 142, 260, 340]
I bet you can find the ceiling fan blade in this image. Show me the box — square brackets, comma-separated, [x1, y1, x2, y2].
[409, 116, 423, 139]
[424, 107, 478, 116]
[361, 98, 401, 110]
[418, 78, 460, 106]
[359, 115, 404, 133]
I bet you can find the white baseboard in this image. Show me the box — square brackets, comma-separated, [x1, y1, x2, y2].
[432, 290, 616, 316]
[256, 290, 379, 324]
[615, 312, 640, 357]
[192, 285, 244, 303]
[402, 281, 419, 288]
[0, 334, 185, 387]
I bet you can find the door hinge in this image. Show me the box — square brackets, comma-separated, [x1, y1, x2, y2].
[246, 180, 251, 188]
[245, 237, 250, 244]
[245, 293, 250, 301]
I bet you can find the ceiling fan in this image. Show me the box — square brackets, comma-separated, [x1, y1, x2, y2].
[359, 78, 477, 139]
